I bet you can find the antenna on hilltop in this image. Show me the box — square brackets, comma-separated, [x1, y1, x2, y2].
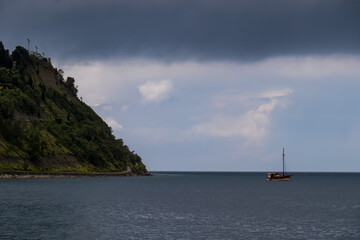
[35, 45, 38, 53]
[27, 38, 30, 52]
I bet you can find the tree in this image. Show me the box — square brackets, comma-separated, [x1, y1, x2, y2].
[56, 68, 64, 82]
[0, 41, 12, 68]
[12, 46, 31, 67]
[0, 94, 14, 119]
[65, 77, 78, 96]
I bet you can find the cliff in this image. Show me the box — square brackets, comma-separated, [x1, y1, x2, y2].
[0, 41, 148, 175]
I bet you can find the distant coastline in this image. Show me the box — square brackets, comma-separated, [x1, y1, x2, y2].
[0, 171, 151, 179]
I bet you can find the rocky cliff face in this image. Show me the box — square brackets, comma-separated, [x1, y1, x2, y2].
[0, 42, 148, 174]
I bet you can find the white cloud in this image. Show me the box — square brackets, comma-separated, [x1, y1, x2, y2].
[105, 117, 123, 131]
[138, 79, 173, 102]
[212, 88, 293, 111]
[190, 89, 292, 142]
[259, 88, 293, 99]
[58, 55, 359, 106]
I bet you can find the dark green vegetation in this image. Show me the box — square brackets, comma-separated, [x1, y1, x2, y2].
[0, 41, 148, 175]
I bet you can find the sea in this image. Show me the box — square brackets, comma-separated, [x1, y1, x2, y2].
[0, 172, 359, 240]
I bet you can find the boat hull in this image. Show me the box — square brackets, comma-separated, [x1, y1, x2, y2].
[267, 173, 292, 181]
[267, 176, 291, 181]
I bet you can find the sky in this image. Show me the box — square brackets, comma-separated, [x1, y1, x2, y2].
[1, 0, 360, 171]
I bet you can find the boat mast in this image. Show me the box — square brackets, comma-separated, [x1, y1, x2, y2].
[283, 148, 285, 176]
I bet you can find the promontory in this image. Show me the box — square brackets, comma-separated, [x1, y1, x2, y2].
[0, 41, 149, 177]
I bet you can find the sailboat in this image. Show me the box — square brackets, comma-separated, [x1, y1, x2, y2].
[267, 148, 292, 181]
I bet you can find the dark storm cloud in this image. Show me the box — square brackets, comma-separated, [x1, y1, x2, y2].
[1, 0, 359, 61]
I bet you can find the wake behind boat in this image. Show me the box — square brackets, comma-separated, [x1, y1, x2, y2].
[267, 148, 292, 181]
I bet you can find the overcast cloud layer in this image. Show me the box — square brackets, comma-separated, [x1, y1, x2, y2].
[1, 0, 359, 61]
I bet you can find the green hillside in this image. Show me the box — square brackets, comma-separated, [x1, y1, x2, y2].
[0, 41, 148, 175]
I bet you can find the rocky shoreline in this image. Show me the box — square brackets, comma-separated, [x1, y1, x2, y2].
[0, 171, 151, 179]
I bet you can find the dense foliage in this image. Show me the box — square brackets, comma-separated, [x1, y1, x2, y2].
[0, 41, 147, 174]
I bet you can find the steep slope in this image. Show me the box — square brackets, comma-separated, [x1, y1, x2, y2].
[0, 42, 148, 175]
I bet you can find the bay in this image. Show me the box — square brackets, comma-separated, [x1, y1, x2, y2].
[0, 172, 359, 239]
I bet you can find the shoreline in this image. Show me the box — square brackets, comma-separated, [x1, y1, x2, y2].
[0, 171, 151, 179]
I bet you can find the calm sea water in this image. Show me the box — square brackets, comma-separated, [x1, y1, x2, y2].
[0, 172, 359, 240]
